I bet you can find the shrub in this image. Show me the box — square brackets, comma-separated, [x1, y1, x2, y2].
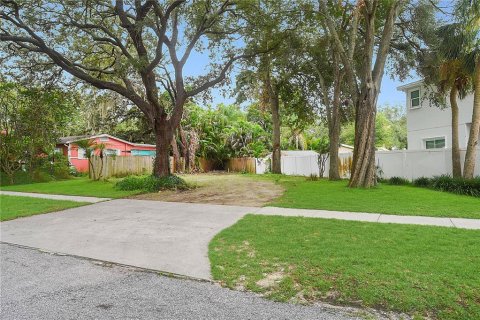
[32, 169, 54, 183]
[388, 176, 410, 185]
[429, 175, 480, 197]
[51, 154, 72, 179]
[306, 174, 319, 181]
[0, 171, 32, 186]
[115, 175, 190, 192]
[413, 177, 431, 188]
[115, 176, 143, 191]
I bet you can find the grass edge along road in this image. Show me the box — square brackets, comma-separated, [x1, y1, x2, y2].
[209, 214, 480, 320]
[0, 195, 88, 221]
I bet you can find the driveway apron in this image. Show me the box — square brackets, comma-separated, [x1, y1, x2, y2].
[0, 199, 255, 279]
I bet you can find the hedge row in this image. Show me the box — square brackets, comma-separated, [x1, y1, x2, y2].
[385, 175, 480, 197]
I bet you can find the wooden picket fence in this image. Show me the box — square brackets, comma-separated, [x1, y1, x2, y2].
[226, 157, 256, 173]
[89, 155, 256, 179]
[338, 156, 353, 178]
[89, 155, 155, 179]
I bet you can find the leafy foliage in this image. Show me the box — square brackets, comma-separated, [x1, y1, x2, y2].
[413, 175, 480, 197]
[429, 175, 480, 197]
[115, 175, 190, 192]
[0, 82, 76, 184]
[186, 104, 270, 162]
[341, 105, 407, 150]
[387, 176, 411, 186]
[412, 176, 432, 187]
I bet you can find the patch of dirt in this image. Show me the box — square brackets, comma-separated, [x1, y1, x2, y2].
[235, 274, 247, 291]
[256, 271, 285, 289]
[131, 173, 284, 207]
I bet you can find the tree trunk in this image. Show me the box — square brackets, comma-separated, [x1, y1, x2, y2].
[450, 86, 462, 178]
[270, 87, 281, 174]
[8, 172, 14, 185]
[153, 120, 173, 177]
[348, 87, 377, 188]
[463, 57, 480, 179]
[328, 119, 341, 180]
[187, 130, 199, 172]
[328, 71, 342, 180]
[178, 125, 190, 172]
[261, 54, 281, 174]
[171, 133, 181, 173]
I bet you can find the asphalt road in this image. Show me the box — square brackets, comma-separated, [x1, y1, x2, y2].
[0, 243, 363, 320]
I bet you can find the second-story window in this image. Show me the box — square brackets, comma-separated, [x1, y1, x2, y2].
[410, 89, 420, 108]
[425, 137, 445, 149]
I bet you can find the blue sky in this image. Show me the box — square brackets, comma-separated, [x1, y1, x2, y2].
[183, 50, 416, 110]
[181, 0, 455, 111]
[378, 75, 419, 108]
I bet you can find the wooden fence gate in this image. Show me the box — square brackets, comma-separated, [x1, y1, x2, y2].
[226, 157, 256, 173]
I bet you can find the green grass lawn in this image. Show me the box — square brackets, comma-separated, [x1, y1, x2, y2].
[260, 175, 480, 219]
[0, 195, 88, 221]
[210, 214, 480, 320]
[0, 177, 140, 198]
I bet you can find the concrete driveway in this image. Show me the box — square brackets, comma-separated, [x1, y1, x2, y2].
[0, 199, 256, 279]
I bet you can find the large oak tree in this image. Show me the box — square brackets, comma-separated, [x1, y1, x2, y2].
[0, 0, 251, 177]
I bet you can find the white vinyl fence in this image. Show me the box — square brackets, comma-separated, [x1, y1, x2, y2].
[323, 148, 480, 180]
[89, 148, 480, 180]
[255, 151, 322, 176]
[281, 155, 319, 176]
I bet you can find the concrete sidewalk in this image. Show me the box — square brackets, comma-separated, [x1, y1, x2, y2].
[256, 206, 480, 230]
[0, 190, 111, 203]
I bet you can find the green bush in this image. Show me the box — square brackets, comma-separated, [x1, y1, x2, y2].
[115, 175, 190, 192]
[32, 169, 54, 183]
[35, 154, 72, 181]
[388, 176, 410, 185]
[0, 153, 73, 186]
[51, 154, 72, 179]
[429, 175, 480, 197]
[115, 176, 145, 190]
[413, 177, 431, 188]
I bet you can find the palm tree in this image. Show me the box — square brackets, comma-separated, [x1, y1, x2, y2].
[436, 30, 472, 177]
[444, 66, 471, 177]
[455, 0, 480, 178]
[419, 20, 475, 177]
[76, 139, 106, 181]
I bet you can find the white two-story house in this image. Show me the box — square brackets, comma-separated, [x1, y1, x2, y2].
[397, 80, 475, 150]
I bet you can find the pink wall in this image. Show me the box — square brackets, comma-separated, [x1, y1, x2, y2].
[56, 136, 156, 173]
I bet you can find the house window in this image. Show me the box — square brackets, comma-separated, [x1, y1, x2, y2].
[104, 149, 120, 156]
[99, 136, 109, 142]
[410, 89, 420, 109]
[54, 147, 62, 154]
[425, 137, 445, 149]
[77, 147, 87, 159]
[131, 149, 156, 156]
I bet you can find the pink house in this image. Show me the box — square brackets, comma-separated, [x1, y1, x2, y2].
[56, 134, 156, 172]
